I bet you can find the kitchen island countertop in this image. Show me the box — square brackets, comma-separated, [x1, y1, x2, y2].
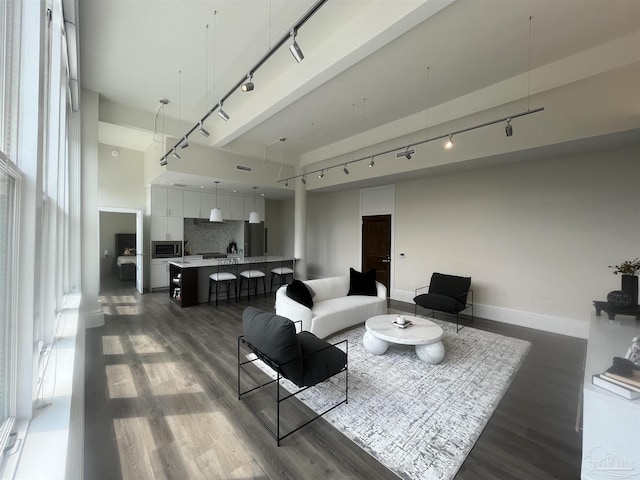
[169, 255, 292, 269]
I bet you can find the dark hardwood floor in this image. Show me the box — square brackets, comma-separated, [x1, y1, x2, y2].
[86, 275, 585, 479]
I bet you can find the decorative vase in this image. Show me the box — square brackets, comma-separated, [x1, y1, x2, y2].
[621, 275, 639, 306]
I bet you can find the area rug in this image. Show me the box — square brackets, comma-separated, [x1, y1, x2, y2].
[252, 314, 531, 480]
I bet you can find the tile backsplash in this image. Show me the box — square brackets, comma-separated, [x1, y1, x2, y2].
[184, 219, 243, 255]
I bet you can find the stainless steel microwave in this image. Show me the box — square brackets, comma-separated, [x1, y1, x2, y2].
[152, 241, 182, 258]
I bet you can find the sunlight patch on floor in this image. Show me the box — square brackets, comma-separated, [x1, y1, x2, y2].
[102, 335, 125, 355]
[114, 417, 157, 480]
[163, 411, 266, 478]
[129, 334, 165, 354]
[142, 362, 203, 396]
[99, 295, 139, 316]
[116, 305, 140, 315]
[105, 364, 138, 399]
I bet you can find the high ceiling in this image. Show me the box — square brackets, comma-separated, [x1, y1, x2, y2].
[78, 0, 640, 197]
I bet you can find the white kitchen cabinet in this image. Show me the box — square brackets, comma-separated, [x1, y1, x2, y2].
[228, 195, 245, 221]
[215, 193, 230, 219]
[183, 191, 201, 218]
[184, 191, 224, 219]
[150, 186, 183, 217]
[150, 258, 179, 289]
[150, 216, 184, 241]
[243, 195, 265, 221]
[200, 193, 216, 219]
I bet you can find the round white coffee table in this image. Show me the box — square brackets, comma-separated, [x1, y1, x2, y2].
[363, 314, 445, 364]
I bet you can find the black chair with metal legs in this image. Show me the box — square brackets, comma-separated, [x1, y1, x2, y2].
[413, 272, 473, 333]
[237, 307, 348, 446]
[239, 257, 267, 301]
[208, 258, 238, 306]
[270, 257, 295, 291]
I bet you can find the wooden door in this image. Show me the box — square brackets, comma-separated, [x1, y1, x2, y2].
[362, 215, 391, 295]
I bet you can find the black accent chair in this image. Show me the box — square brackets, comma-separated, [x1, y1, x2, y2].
[237, 307, 348, 446]
[413, 272, 473, 332]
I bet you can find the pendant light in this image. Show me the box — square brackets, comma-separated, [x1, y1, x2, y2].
[209, 181, 223, 222]
[249, 186, 260, 224]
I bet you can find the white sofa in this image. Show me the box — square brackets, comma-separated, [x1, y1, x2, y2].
[275, 276, 387, 339]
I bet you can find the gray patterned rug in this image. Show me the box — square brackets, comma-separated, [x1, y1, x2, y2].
[260, 315, 531, 480]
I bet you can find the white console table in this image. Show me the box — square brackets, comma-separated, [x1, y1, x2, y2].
[581, 314, 640, 479]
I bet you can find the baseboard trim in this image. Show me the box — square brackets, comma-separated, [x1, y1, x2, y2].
[391, 289, 589, 339]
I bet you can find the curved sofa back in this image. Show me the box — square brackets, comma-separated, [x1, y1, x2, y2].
[303, 276, 350, 302]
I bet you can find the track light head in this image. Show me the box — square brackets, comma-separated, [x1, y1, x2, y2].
[289, 29, 304, 63]
[445, 135, 454, 150]
[217, 103, 230, 121]
[198, 122, 210, 137]
[343, 165, 349, 175]
[284, 180, 289, 188]
[505, 119, 513, 137]
[241, 74, 254, 92]
[404, 148, 412, 160]
[369, 159, 375, 168]
[160, 157, 168, 166]
[180, 137, 189, 149]
[301, 176, 306, 185]
[172, 150, 181, 160]
[319, 170, 324, 179]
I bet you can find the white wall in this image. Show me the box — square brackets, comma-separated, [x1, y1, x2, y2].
[305, 145, 640, 337]
[306, 189, 361, 279]
[98, 144, 146, 209]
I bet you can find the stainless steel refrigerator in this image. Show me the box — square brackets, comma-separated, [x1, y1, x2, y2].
[243, 221, 265, 257]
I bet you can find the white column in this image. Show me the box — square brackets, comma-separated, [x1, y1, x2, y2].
[294, 173, 307, 280]
[80, 89, 104, 328]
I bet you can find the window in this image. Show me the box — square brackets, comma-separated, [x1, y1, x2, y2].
[0, 158, 17, 447]
[0, 0, 82, 474]
[0, 0, 17, 451]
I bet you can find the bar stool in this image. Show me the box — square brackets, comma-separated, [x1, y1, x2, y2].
[270, 257, 295, 290]
[208, 259, 238, 306]
[239, 257, 267, 300]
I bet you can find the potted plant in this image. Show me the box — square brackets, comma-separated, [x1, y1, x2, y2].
[609, 258, 640, 306]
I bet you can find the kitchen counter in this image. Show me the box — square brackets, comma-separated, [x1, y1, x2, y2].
[168, 256, 294, 307]
[169, 255, 290, 269]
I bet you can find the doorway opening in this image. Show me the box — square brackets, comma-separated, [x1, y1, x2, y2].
[99, 208, 144, 294]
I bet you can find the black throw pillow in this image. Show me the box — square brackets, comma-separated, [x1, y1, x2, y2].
[348, 267, 377, 296]
[286, 279, 314, 308]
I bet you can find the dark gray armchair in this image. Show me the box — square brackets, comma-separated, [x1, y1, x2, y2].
[237, 307, 348, 446]
[413, 272, 473, 332]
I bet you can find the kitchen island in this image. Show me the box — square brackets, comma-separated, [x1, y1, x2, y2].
[168, 256, 294, 307]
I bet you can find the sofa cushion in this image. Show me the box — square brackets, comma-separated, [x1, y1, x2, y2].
[298, 331, 346, 387]
[242, 307, 303, 384]
[286, 279, 314, 308]
[348, 268, 377, 296]
[413, 293, 465, 313]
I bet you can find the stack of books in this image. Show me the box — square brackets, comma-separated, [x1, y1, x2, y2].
[592, 369, 640, 400]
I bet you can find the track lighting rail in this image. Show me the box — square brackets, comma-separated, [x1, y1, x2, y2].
[159, 0, 329, 165]
[280, 106, 544, 184]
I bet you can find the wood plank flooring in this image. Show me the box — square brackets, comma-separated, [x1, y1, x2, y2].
[86, 275, 585, 479]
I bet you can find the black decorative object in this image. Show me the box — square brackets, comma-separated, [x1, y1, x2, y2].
[607, 290, 633, 308]
[621, 275, 639, 306]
